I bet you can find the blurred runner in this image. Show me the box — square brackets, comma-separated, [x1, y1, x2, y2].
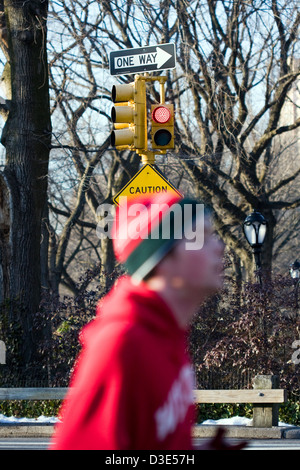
[50, 193, 246, 450]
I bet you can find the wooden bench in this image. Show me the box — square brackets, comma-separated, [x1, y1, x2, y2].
[0, 376, 287, 428]
[193, 375, 287, 428]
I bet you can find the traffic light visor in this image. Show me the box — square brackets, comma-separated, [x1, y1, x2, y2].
[112, 84, 134, 103]
[111, 128, 134, 147]
[111, 106, 134, 123]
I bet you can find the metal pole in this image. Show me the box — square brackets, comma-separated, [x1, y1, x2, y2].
[294, 279, 299, 312]
[253, 247, 262, 285]
[159, 79, 165, 104]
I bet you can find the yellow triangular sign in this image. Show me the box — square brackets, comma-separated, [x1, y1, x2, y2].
[113, 164, 182, 206]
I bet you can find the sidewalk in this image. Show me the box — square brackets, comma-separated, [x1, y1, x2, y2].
[0, 423, 300, 439]
[193, 424, 300, 439]
[0, 423, 55, 437]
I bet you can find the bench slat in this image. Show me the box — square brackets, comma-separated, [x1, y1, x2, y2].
[0, 388, 68, 400]
[0, 388, 287, 404]
[193, 389, 287, 404]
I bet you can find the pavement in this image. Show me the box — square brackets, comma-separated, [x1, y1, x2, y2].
[0, 423, 300, 439]
[193, 424, 300, 439]
[0, 423, 56, 438]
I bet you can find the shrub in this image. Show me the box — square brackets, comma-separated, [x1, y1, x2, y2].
[189, 273, 300, 397]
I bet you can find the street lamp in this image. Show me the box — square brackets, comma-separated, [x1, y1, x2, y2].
[243, 210, 267, 284]
[290, 259, 300, 281]
[290, 259, 300, 310]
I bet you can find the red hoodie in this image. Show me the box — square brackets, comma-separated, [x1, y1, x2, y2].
[50, 276, 195, 450]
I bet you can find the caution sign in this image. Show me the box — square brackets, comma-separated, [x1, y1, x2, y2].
[113, 164, 182, 206]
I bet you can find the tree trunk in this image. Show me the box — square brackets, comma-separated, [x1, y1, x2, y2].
[0, 0, 51, 368]
[260, 206, 276, 282]
[100, 237, 116, 293]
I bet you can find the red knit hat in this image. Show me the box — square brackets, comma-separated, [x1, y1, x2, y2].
[112, 192, 200, 281]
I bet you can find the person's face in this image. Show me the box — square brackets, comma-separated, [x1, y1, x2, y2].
[165, 217, 225, 297]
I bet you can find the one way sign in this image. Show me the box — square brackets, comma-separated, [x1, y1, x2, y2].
[109, 43, 176, 76]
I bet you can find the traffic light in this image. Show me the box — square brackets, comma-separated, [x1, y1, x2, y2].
[111, 78, 147, 151]
[151, 103, 174, 150]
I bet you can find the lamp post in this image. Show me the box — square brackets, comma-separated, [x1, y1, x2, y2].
[290, 259, 300, 310]
[243, 210, 267, 284]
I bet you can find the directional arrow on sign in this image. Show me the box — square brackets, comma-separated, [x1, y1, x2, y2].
[156, 47, 173, 68]
[110, 43, 176, 76]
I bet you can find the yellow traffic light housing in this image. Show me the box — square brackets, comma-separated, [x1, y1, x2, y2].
[111, 77, 147, 151]
[151, 103, 174, 150]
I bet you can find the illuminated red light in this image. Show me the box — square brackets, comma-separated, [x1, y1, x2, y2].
[152, 106, 171, 124]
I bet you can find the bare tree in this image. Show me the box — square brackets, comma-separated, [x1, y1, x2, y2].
[171, 0, 300, 279]
[46, 0, 140, 295]
[94, 0, 300, 280]
[0, 0, 52, 368]
[40, 0, 300, 305]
